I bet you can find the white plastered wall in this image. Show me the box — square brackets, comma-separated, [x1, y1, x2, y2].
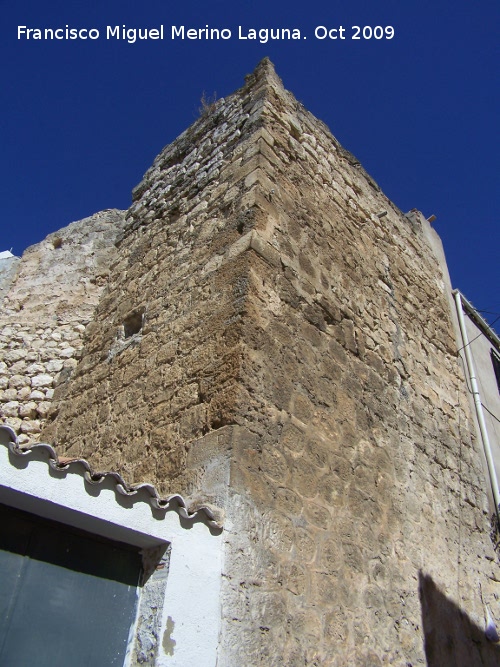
[0, 430, 223, 667]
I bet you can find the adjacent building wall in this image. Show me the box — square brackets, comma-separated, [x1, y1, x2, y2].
[455, 293, 500, 517]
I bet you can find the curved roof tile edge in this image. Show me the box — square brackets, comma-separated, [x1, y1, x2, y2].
[0, 425, 223, 530]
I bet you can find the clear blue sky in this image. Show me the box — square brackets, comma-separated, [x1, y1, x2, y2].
[1, 0, 498, 328]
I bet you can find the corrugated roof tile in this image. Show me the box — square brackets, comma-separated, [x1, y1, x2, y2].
[0, 425, 223, 529]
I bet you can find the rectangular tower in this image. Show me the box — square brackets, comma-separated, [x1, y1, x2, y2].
[39, 60, 499, 665]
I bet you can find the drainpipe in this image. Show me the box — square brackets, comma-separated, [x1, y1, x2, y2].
[453, 290, 500, 523]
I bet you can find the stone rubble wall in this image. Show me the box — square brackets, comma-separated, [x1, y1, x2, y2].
[0, 209, 127, 444]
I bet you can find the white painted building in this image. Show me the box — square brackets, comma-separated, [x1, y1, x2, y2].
[453, 291, 500, 520]
[0, 425, 223, 666]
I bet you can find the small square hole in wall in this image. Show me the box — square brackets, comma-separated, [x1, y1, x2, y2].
[123, 311, 144, 338]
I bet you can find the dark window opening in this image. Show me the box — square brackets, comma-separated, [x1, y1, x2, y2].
[0, 503, 142, 667]
[123, 311, 144, 338]
[491, 349, 500, 395]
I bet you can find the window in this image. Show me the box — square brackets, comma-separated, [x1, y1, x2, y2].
[0, 503, 142, 667]
[491, 349, 500, 394]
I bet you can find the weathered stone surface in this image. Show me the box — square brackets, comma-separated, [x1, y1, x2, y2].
[0, 209, 127, 440]
[2, 60, 499, 665]
[18, 401, 37, 418]
[0, 252, 20, 300]
[1, 401, 19, 418]
[31, 374, 54, 388]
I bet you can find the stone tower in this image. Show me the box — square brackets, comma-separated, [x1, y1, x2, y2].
[4, 60, 499, 665]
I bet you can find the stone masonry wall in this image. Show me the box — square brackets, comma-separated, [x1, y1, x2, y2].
[42, 65, 279, 491]
[211, 64, 500, 666]
[0, 209, 126, 443]
[37, 60, 499, 665]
